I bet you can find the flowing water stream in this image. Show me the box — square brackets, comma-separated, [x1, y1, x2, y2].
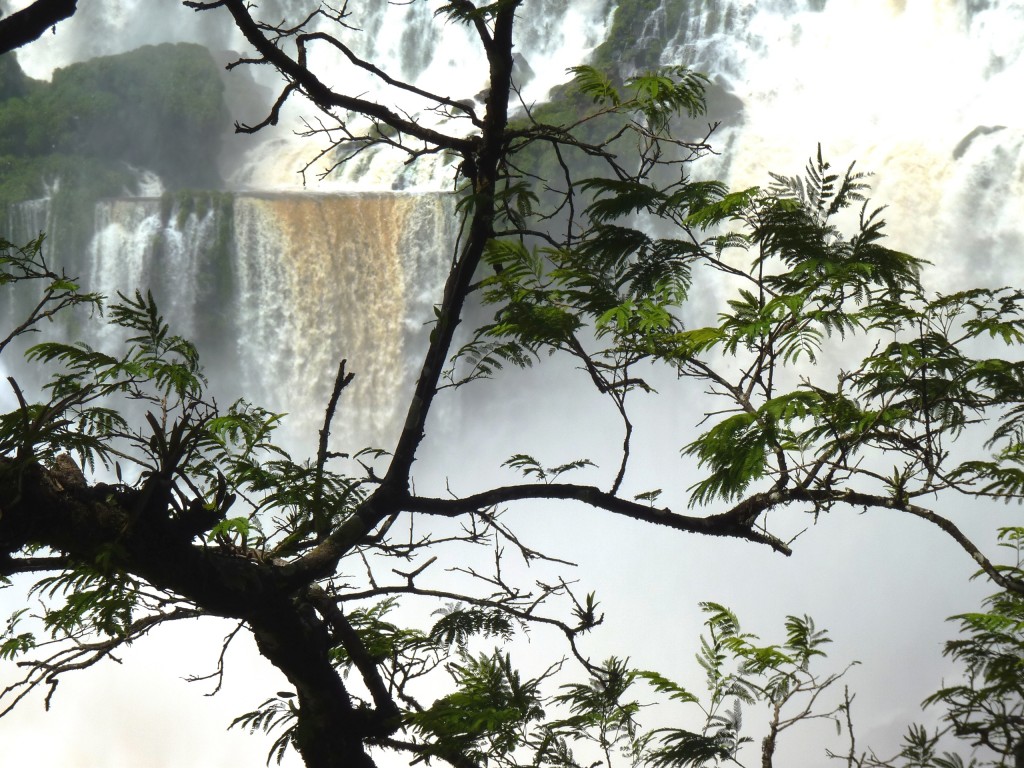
[3, 2, 1024, 766]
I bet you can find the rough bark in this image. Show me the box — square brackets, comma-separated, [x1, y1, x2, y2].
[0, 456, 399, 768]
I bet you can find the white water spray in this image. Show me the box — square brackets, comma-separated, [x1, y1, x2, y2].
[3, 3, 1024, 767]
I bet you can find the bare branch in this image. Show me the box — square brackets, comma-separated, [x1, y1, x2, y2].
[184, 0, 474, 154]
[0, 607, 202, 718]
[408, 485, 792, 554]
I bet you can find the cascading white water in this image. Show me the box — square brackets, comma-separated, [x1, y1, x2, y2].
[1, 195, 51, 334]
[88, 200, 164, 310]
[666, 0, 1024, 288]
[8, 190, 455, 445]
[3, 3, 1024, 768]
[230, 192, 455, 441]
[4, 0, 616, 437]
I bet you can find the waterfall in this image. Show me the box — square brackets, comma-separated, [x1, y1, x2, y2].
[5, 191, 454, 445]
[230, 192, 454, 441]
[4, 0, 617, 441]
[3, 3, 1024, 767]
[663, 0, 1024, 287]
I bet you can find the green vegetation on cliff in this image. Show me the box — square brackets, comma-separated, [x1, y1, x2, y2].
[0, 42, 231, 258]
[0, 49, 35, 101]
[0, 43, 229, 220]
[591, 0, 671, 74]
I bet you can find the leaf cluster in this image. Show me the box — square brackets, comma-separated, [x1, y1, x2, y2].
[231, 696, 299, 766]
[922, 535, 1024, 766]
[406, 650, 546, 765]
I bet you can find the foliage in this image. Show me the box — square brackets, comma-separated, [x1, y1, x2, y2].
[406, 650, 547, 764]
[640, 603, 849, 768]
[2, 3, 1024, 768]
[825, 537, 1023, 768]
[231, 695, 300, 767]
[463, 138, 1024, 597]
[0, 43, 227, 189]
[399, 603, 853, 768]
[0, 50, 36, 101]
[0, 232, 101, 358]
[503, 63, 714, 225]
[922, 531, 1024, 768]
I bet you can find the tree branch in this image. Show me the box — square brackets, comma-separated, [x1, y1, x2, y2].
[184, 0, 474, 153]
[408, 484, 793, 554]
[0, 0, 77, 55]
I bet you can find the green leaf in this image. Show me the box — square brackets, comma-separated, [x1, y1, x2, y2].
[569, 65, 620, 106]
[637, 670, 699, 704]
[634, 488, 663, 505]
[684, 414, 769, 505]
[429, 606, 518, 648]
[208, 516, 251, 542]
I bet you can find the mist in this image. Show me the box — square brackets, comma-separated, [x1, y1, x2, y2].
[1, 1, 1023, 767]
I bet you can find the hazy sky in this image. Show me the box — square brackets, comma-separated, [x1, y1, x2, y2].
[2, 1, 1024, 767]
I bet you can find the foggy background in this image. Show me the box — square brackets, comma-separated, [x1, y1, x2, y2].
[2, 1, 1023, 766]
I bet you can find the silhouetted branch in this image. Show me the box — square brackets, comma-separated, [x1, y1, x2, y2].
[0, 0, 77, 55]
[0, 607, 201, 717]
[409, 484, 793, 554]
[184, 0, 475, 154]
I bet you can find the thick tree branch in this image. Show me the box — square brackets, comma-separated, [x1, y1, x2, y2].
[0, 0, 76, 55]
[410, 484, 793, 554]
[1, 458, 407, 768]
[296, 31, 482, 127]
[808, 488, 1024, 596]
[0, 554, 69, 574]
[307, 585, 400, 723]
[735, 486, 1024, 596]
[378, 2, 519, 487]
[275, 3, 524, 591]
